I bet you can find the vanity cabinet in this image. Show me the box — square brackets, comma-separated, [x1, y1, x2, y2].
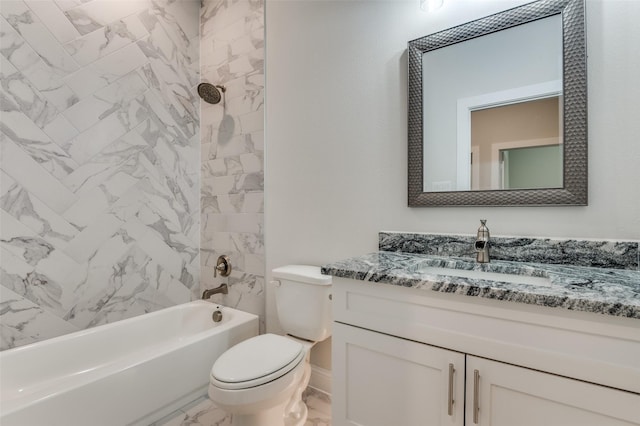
[466, 356, 639, 426]
[333, 323, 639, 426]
[331, 277, 640, 426]
[332, 322, 465, 426]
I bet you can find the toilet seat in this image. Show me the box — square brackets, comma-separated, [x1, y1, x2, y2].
[211, 334, 305, 390]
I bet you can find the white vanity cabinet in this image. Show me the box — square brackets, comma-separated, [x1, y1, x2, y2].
[331, 277, 640, 426]
[466, 356, 639, 426]
[333, 322, 465, 426]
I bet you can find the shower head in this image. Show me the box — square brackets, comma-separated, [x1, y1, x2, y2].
[197, 83, 226, 105]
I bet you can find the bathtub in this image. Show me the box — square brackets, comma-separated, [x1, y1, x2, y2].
[0, 301, 258, 426]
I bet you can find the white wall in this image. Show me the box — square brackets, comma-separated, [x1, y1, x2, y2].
[265, 0, 640, 370]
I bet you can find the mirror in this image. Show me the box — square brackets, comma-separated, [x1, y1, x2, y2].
[408, 0, 587, 207]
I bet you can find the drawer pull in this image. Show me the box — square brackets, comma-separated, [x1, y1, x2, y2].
[448, 363, 455, 416]
[473, 369, 480, 424]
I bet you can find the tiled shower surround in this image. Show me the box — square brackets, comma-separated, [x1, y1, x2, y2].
[199, 0, 265, 330]
[0, 0, 201, 350]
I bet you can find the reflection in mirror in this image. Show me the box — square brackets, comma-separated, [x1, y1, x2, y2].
[470, 96, 563, 191]
[423, 14, 562, 192]
[498, 143, 563, 189]
[408, 0, 587, 207]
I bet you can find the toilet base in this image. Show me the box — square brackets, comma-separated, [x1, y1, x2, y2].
[210, 337, 315, 426]
[225, 357, 311, 426]
[284, 401, 308, 426]
[283, 358, 311, 426]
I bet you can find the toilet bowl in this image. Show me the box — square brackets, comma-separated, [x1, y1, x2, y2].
[208, 334, 313, 426]
[208, 265, 332, 426]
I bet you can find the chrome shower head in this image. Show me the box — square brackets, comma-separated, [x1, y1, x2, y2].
[197, 83, 226, 105]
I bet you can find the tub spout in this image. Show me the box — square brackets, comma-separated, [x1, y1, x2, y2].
[202, 284, 229, 299]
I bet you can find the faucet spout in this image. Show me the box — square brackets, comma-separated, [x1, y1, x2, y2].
[202, 283, 229, 300]
[475, 219, 490, 263]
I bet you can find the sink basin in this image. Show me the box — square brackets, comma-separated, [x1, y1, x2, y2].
[417, 266, 551, 287]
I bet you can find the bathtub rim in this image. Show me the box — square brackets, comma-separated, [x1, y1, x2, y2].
[0, 301, 258, 417]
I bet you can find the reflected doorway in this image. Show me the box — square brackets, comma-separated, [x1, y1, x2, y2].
[469, 96, 563, 191]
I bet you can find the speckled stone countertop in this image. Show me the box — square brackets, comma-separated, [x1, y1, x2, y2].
[321, 251, 640, 319]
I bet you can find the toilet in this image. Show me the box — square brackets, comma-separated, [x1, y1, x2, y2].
[208, 265, 332, 426]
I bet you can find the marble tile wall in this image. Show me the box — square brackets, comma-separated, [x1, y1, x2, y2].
[199, 0, 265, 330]
[0, 0, 201, 351]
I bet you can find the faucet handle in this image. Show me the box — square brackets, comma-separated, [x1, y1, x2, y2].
[214, 255, 232, 278]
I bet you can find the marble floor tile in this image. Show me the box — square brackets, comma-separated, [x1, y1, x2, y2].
[153, 387, 331, 426]
[303, 388, 332, 426]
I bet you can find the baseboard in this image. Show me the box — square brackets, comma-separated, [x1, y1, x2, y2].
[309, 365, 332, 395]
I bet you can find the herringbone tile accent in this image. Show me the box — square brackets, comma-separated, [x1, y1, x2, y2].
[0, 0, 201, 350]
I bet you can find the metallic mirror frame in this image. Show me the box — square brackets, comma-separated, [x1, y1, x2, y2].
[408, 0, 587, 207]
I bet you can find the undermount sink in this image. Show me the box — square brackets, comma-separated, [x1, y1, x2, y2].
[417, 266, 552, 287]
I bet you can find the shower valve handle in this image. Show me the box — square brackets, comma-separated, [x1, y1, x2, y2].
[214, 255, 232, 278]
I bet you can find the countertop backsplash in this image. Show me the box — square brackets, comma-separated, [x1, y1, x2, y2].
[379, 232, 640, 271]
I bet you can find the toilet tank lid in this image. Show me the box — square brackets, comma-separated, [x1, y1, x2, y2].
[272, 265, 332, 285]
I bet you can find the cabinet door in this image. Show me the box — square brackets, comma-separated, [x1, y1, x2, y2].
[466, 356, 640, 426]
[332, 322, 465, 426]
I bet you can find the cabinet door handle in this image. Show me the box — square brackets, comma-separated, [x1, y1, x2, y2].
[473, 369, 480, 424]
[448, 363, 455, 416]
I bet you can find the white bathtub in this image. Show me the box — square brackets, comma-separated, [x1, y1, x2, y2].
[0, 301, 258, 426]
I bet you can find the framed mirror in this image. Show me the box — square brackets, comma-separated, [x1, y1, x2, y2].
[408, 0, 587, 207]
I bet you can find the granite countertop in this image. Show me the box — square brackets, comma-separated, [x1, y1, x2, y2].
[321, 251, 640, 319]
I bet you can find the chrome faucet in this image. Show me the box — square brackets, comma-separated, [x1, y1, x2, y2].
[474, 219, 490, 263]
[202, 283, 228, 300]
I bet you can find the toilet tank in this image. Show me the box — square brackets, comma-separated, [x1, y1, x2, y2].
[272, 265, 332, 342]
